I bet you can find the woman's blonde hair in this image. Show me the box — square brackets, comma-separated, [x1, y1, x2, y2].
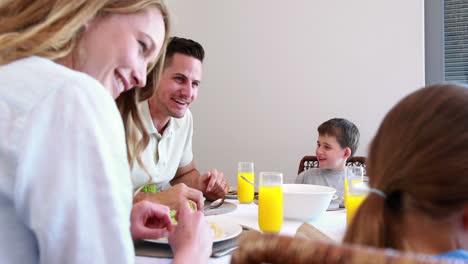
[0, 0, 171, 190]
[0, 0, 170, 66]
[115, 64, 165, 189]
[343, 83, 468, 249]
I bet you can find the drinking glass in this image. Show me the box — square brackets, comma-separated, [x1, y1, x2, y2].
[346, 174, 369, 225]
[258, 172, 283, 233]
[344, 166, 364, 208]
[237, 162, 255, 203]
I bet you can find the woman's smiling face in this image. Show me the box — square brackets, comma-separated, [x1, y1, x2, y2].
[75, 6, 166, 98]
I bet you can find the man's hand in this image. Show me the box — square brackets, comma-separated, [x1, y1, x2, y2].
[198, 169, 229, 201]
[130, 200, 173, 240]
[170, 162, 229, 201]
[133, 183, 204, 211]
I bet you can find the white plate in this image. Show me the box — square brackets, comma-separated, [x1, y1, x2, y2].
[144, 216, 242, 244]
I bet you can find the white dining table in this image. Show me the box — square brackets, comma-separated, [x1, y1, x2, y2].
[135, 200, 346, 264]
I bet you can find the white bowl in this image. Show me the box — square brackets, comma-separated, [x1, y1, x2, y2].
[283, 184, 336, 221]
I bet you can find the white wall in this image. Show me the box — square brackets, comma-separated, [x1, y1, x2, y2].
[166, 0, 425, 185]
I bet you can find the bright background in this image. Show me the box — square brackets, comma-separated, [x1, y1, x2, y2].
[165, 0, 425, 184]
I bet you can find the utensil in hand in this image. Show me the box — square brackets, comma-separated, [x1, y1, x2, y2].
[203, 197, 225, 211]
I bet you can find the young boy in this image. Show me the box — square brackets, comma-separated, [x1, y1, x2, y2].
[295, 118, 360, 201]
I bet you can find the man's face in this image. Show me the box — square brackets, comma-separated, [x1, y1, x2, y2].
[315, 134, 349, 171]
[152, 53, 202, 118]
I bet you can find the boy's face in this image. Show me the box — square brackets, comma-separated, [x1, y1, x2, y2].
[316, 134, 350, 171]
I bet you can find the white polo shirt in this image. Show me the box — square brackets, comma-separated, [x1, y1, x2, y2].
[131, 101, 193, 190]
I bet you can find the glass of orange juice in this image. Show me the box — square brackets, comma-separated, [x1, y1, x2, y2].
[238, 162, 255, 203]
[344, 166, 364, 208]
[346, 175, 368, 225]
[258, 172, 283, 233]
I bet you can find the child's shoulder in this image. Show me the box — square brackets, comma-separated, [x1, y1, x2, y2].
[296, 168, 326, 184]
[319, 169, 346, 177]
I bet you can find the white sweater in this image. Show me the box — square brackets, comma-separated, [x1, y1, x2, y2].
[0, 57, 134, 263]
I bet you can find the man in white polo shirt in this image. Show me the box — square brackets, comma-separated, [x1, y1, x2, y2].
[132, 37, 229, 210]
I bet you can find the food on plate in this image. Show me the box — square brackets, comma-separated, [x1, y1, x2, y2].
[210, 221, 225, 239]
[150, 200, 225, 242]
[151, 221, 225, 242]
[140, 183, 160, 193]
[170, 209, 177, 224]
[169, 200, 197, 224]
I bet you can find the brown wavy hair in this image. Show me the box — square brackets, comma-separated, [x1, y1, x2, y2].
[343, 83, 468, 249]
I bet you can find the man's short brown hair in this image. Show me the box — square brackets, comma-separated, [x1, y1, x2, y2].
[164, 37, 205, 68]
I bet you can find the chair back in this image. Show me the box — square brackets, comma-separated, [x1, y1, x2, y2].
[231, 232, 461, 264]
[298, 156, 366, 175]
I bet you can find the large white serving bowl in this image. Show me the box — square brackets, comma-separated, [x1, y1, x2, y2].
[283, 184, 336, 221]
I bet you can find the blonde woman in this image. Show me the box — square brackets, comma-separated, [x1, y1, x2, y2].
[0, 1, 212, 263]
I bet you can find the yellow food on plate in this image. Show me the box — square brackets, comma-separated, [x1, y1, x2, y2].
[149, 201, 225, 242]
[169, 201, 197, 224]
[210, 221, 225, 239]
[151, 221, 225, 243]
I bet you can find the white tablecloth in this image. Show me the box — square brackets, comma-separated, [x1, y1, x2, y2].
[135, 200, 346, 264]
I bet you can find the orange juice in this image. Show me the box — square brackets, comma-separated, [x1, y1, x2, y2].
[344, 178, 363, 208]
[345, 167, 365, 208]
[237, 172, 254, 203]
[258, 186, 283, 233]
[346, 194, 366, 224]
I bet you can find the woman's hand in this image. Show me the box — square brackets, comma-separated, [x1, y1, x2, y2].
[130, 200, 173, 240]
[169, 202, 213, 264]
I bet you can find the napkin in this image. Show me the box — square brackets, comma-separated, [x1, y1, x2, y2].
[295, 222, 334, 242]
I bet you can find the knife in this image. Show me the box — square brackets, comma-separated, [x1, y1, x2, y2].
[211, 246, 239, 257]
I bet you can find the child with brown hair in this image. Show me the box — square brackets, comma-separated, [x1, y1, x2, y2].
[344, 84, 468, 260]
[296, 118, 360, 201]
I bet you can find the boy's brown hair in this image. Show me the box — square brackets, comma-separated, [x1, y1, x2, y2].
[318, 118, 360, 158]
